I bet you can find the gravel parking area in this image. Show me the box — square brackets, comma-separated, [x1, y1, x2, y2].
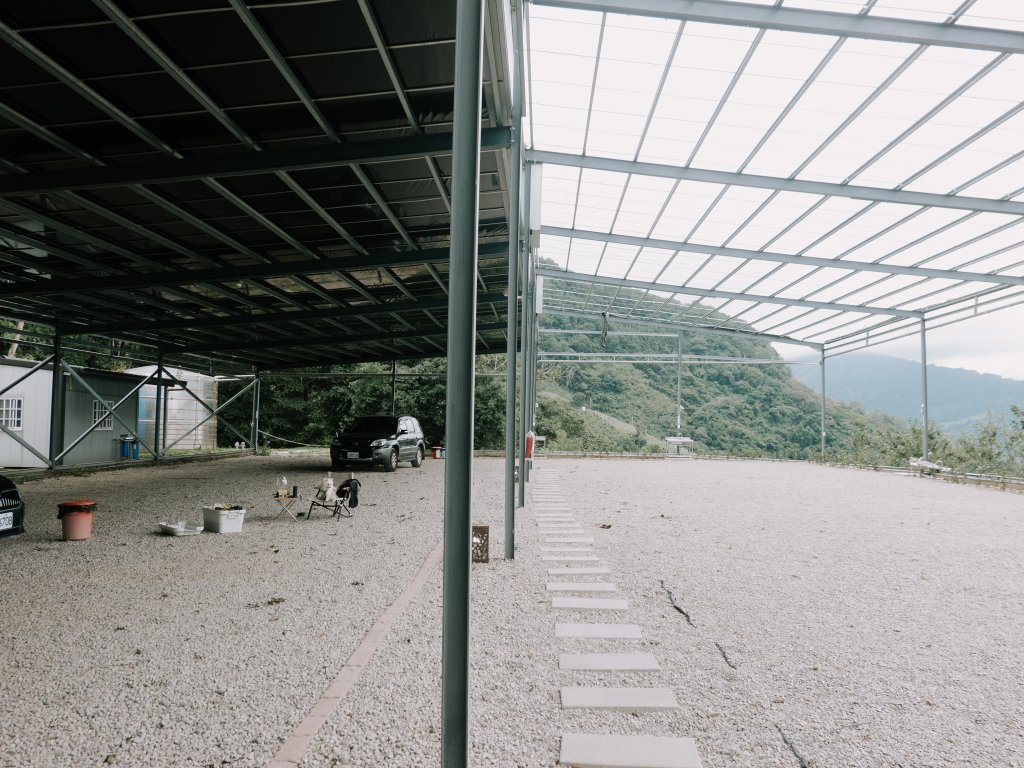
[3, 454, 1022, 767]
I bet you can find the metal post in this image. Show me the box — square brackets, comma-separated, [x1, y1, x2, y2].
[819, 349, 826, 460]
[523, 262, 535, 483]
[251, 368, 261, 451]
[517, 164, 532, 507]
[920, 319, 929, 461]
[676, 334, 682, 454]
[504, 4, 523, 561]
[441, 0, 484, 764]
[390, 359, 397, 415]
[153, 353, 163, 460]
[48, 332, 64, 468]
[162, 376, 170, 457]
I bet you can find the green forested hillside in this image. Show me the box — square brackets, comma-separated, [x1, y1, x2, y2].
[534, 312, 896, 460]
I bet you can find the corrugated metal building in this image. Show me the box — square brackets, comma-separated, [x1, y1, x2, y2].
[0, 359, 143, 468]
[127, 366, 218, 452]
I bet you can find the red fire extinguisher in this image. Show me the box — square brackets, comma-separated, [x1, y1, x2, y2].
[525, 430, 535, 459]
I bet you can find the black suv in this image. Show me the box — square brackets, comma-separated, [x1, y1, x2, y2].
[0, 475, 25, 538]
[330, 415, 426, 472]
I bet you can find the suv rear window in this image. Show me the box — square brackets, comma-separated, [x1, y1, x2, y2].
[345, 416, 399, 434]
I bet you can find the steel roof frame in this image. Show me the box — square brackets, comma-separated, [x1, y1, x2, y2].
[524, 0, 1024, 356]
[533, 0, 1024, 54]
[0, 1, 518, 369]
[526, 150, 1024, 218]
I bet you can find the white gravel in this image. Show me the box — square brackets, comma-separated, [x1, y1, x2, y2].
[4, 454, 1023, 767]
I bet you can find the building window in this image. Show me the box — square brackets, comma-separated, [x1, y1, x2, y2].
[0, 398, 22, 430]
[92, 400, 114, 430]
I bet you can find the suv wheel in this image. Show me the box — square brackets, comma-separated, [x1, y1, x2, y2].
[411, 446, 424, 468]
[385, 448, 399, 472]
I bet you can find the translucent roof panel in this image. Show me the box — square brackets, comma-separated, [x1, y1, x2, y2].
[527, 0, 1024, 352]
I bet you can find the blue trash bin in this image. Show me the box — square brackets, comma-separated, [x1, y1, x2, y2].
[119, 435, 131, 459]
[130, 438, 139, 460]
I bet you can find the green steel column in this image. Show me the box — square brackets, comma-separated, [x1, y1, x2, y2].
[523, 258, 534, 483]
[390, 359, 397, 415]
[504, 3, 523, 561]
[517, 164, 533, 507]
[920, 319, 929, 461]
[153, 353, 163, 460]
[251, 368, 261, 451]
[48, 332, 64, 468]
[820, 349, 826, 460]
[441, 0, 484, 764]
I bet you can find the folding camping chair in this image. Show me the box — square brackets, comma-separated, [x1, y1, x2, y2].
[307, 477, 360, 520]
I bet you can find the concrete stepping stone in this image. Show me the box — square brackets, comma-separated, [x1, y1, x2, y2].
[559, 734, 702, 768]
[559, 652, 659, 671]
[555, 622, 642, 639]
[546, 536, 594, 543]
[547, 582, 617, 592]
[541, 530, 585, 536]
[548, 566, 612, 576]
[561, 687, 678, 711]
[552, 597, 627, 611]
[542, 555, 600, 562]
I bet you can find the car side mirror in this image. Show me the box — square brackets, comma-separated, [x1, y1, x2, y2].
[398, 428, 408, 435]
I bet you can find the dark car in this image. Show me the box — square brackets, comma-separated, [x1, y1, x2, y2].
[330, 415, 426, 472]
[0, 475, 25, 538]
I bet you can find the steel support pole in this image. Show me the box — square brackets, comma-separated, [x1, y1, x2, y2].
[251, 369, 261, 451]
[820, 349, 826, 460]
[920, 319, 929, 461]
[390, 359, 397, 415]
[48, 333, 64, 468]
[517, 164, 532, 507]
[504, 7, 523, 560]
[153, 353, 163, 460]
[441, 0, 484, 764]
[524, 263, 535, 483]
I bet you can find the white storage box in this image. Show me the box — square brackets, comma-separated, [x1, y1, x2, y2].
[203, 506, 246, 533]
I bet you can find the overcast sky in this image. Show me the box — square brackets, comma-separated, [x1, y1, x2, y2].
[779, 301, 1024, 379]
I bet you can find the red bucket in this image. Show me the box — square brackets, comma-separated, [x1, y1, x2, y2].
[58, 500, 96, 542]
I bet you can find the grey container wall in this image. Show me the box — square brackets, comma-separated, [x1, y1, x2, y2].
[129, 367, 218, 451]
[61, 370, 143, 466]
[0, 360, 144, 469]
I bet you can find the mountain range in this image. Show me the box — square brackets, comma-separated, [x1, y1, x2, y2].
[790, 353, 1024, 436]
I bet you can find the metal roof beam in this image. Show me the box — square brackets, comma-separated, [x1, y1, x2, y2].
[532, 0, 1024, 55]
[542, 308, 822, 349]
[74, 292, 508, 335]
[543, 226, 1024, 289]
[527, 150, 1024, 217]
[538, 268, 922, 318]
[183, 321, 508, 355]
[0, 129, 512, 198]
[0, 241, 508, 297]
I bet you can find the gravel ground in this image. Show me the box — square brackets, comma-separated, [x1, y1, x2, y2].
[4, 454, 1023, 767]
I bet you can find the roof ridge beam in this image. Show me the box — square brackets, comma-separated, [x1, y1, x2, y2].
[533, 0, 1024, 55]
[0, 129, 511, 198]
[537, 267, 922, 318]
[527, 151, 1024, 217]
[543, 226, 1024, 288]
